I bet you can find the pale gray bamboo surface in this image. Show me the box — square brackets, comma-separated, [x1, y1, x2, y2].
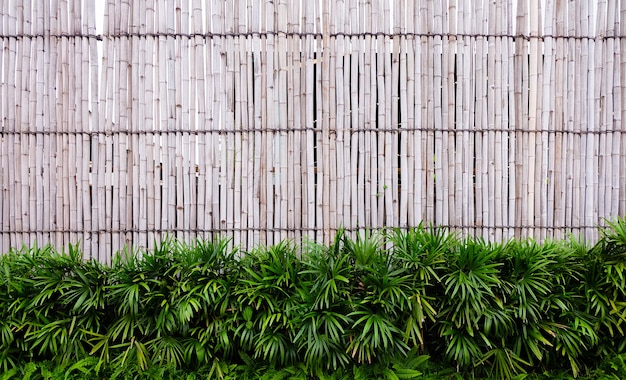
[1, 0, 625, 261]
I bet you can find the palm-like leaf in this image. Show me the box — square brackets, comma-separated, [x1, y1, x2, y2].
[347, 309, 408, 364]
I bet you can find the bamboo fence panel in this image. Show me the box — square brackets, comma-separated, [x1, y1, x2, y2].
[2, 0, 626, 259]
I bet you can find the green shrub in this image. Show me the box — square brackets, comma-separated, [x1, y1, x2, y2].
[4, 219, 626, 378]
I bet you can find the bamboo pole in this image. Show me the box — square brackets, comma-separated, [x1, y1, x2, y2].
[348, 26, 358, 232]
[612, 1, 626, 215]
[413, 5, 425, 227]
[432, 0, 444, 229]
[221, 30, 235, 247]
[584, 1, 598, 242]
[488, 0, 500, 240]
[191, 0, 205, 241]
[29, 0, 39, 249]
[75, 17, 90, 252]
[330, 0, 342, 230]
[12, 2, 23, 247]
[240, 35, 252, 248]
[390, 21, 400, 231]
[503, 1, 515, 241]
[444, 0, 456, 233]
[607, 0, 619, 223]
[286, 0, 299, 244]
[528, 0, 541, 240]
[325, 1, 337, 244]
[209, 0, 222, 240]
[399, 24, 410, 228]
[0, 2, 7, 250]
[144, 0, 157, 252]
[251, 34, 262, 244]
[423, 0, 435, 226]
[457, 0, 472, 236]
[564, 1, 576, 236]
[23, 3, 36, 248]
[303, 0, 316, 241]
[278, 2, 294, 242]
[165, 0, 177, 242]
[348, 0, 359, 231]
[232, 34, 243, 248]
[277, 0, 289, 243]
[132, 0, 146, 249]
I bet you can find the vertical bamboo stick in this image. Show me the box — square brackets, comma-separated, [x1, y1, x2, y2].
[132, 0, 145, 250]
[95, 1, 108, 260]
[263, 0, 275, 245]
[346, 0, 358, 233]
[43, 1, 54, 248]
[26, 0, 36, 248]
[399, 25, 410, 228]
[23, 2, 37, 248]
[423, 0, 435, 225]
[0, 0, 3, 248]
[456, 0, 475, 234]
[166, 0, 177, 241]
[552, 0, 565, 240]
[619, 0, 626, 218]
[154, 1, 169, 247]
[303, 0, 316, 241]
[48, 0, 60, 251]
[286, 0, 298, 243]
[286, 2, 305, 241]
[390, 13, 401, 231]
[572, 1, 586, 239]
[222, 4, 236, 246]
[413, 7, 425, 226]
[13, 2, 25, 248]
[544, 0, 557, 240]
[528, 0, 542, 240]
[144, 0, 157, 251]
[233, 34, 243, 248]
[471, 1, 485, 238]
[585, 1, 598, 242]
[515, 0, 529, 239]
[349, 33, 358, 232]
[444, 0, 457, 233]
[179, 1, 193, 244]
[324, 1, 337, 243]
[240, 35, 252, 248]
[503, 1, 515, 241]
[376, 3, 391, 230]
[607, 0, 619, 223]
[444, 2, 454, 233]
[563, 1, 574, 236]
[347, 1, 359, 231]
[251, 34, 262, 245]
[277, 0, 289, 243]
[453, 0, 463, 234]
[487, 0, 498, 240]
[73, 13, 86, 251]
[336, 0, 349, 232]
[192, 0, 205, 241]
[235, 34, 247, 247]
[0, 3, 7, 251]
[432, 0, 444, 228]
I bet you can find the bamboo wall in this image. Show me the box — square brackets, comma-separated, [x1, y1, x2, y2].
[1, 0, 625, 261]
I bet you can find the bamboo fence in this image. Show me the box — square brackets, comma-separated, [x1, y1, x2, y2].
[1, 0, 625, 261]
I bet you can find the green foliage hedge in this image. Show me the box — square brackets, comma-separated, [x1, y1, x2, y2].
[4, 219, 626, 379]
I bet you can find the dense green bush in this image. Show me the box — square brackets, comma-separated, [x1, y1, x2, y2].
[3, 219, 626, 379]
